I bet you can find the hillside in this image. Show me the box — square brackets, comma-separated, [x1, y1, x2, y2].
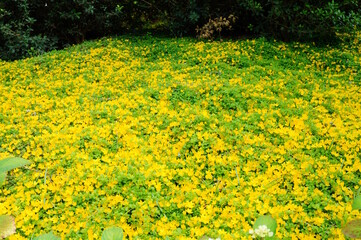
[1, 35, 361, 239]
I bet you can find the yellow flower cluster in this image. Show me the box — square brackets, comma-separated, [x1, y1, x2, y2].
[1, 33, 361, 239]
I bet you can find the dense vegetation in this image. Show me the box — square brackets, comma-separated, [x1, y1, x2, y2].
[1, 0, 361, 60]
[0, 33, 361, 239]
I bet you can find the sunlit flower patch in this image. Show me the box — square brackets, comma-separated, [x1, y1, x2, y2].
[1, 34, 361, 239]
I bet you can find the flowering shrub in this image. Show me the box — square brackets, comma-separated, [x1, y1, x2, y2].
[0, 34, 361, 239]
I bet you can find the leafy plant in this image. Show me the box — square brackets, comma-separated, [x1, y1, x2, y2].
[238, 0, 361, 41]
[33, 232, 61, 240]
[249, 215, 277, 239]
[1, 33, 361, 239]
[0, 156, 30, 238]
[352, 195, 361, 210]
[0, 0, 53, 60]
[0, 156, 30, 185]
[0, 215, 16, 239]
[0, 172, 6, 185]
[101, 227, 123, 240]
[0, 154, 124, 239]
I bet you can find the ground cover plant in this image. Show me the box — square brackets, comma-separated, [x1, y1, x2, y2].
[0, 33, 361, 239]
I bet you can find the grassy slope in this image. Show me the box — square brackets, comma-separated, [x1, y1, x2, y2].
[0, 34, 361, 239]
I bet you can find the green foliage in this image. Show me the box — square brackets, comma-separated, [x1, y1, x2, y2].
[0, 172, 6, 186]
[33, 232, 61, 240]
[0, 157, 30, 173]
[352, 195, 361, 210]
[0, 157, 30, 238]
[1, 0, 360, 60]
[0, 0, 53, 60]
[31, 0, 124, 44]
[238, 0, 361, 41]
[101, 227, 123, 240]
[0, 155, 60, 240]
[1, 35, 361, 239]
[0, 215, 16, 239]
[0, 156, 30, 185]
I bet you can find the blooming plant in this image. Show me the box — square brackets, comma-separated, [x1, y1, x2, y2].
[1, 33, 361, 239]
[0, 155, 123, 239]
[0, 157, 30, 239]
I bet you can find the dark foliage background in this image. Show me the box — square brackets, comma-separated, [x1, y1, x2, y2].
[1, 0, 360, 60]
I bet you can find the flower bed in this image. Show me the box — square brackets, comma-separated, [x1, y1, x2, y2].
[1, 35, 361, 239]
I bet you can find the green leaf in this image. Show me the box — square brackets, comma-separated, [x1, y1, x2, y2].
[352, 195, 361, 210]
[33, 232, 61, 240]
[254, 215, 277, 238]
[101, 227, 123, 240]
[0, 157, 30, 173]
[0, 172, 6, 186]
[342, 219, 361, 238]
[0, 215, 16, 239]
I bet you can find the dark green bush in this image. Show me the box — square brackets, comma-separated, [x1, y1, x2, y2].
[30, 0, 126, 44]
[237, 0, 361, 41]
[154, 0, 361, 40]
[0, 0, 360, 60]
[0, 0, 53, 60]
